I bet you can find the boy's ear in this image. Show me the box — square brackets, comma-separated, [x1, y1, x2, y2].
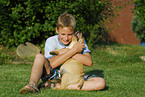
[56, 27, 58, 34]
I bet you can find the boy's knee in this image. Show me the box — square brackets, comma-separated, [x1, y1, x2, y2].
[99, 78, 105, 89]
[35, 54, 44, 59]
[93, 77, 105, 90]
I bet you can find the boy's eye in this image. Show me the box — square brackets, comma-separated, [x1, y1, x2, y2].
[61, 33, 65, 35]
[61, 34, 73, 36]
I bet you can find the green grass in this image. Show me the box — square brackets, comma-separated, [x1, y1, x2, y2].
[0, 44, 145, 97]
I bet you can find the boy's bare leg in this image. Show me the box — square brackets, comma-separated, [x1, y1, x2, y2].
[67, 77, 105, 91]
[29, 54, 50, 86]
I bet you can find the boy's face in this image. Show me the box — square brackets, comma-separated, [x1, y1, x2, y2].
[56, 27, 74, 45]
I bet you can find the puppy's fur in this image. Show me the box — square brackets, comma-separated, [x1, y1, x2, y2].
[50, 33, 84, 89]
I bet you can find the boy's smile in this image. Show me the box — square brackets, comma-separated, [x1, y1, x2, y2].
[56, 27, 74, 45]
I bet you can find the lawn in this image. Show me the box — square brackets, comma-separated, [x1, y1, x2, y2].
[0, 44, 145, 97]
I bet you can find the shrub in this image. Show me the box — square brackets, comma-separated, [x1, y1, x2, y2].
[131, 15, 145, 41]
[0, 0, 114, 48]
[131, 0, 145, 41]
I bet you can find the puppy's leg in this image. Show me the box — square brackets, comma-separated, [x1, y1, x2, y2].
[60, 73, 70, 89]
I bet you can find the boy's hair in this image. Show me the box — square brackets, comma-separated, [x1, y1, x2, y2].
[57, 12, 76, 32]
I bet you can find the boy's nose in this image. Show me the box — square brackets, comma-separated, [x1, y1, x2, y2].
[65, 35, 68, 40]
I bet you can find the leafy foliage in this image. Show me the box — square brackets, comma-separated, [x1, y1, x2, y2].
[133, 0, 145, 26]
[131, 16, 145, 41]
[0, 0, 114, 48]
[132, 0, 145, 41]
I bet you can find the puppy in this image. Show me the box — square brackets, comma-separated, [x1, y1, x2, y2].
[50, 32, 84, 89]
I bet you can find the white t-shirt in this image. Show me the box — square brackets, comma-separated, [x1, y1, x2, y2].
[44, 35, 91, 59]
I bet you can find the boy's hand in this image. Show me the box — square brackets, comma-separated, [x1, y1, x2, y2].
[72, 42, 85, 53]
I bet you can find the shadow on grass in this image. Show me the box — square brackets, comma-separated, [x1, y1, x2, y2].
[84, 69, 104, 78]
[84, 69, 109, 91]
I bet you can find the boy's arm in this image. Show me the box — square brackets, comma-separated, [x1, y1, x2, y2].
[48, 42, 85, 68]
[72, 52, 92, 67]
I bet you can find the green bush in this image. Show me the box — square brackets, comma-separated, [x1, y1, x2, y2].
[132, 0, 145, 41]
[133, 0, 145, 26]
[131, 15, 145, 41]
[0, 0, 114, 48]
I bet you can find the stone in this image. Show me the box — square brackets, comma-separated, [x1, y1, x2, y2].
[140, 56, 145, 61]
[16, 42, 40, 58]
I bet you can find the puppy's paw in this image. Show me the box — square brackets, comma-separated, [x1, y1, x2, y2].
[50, 51, 59, 55]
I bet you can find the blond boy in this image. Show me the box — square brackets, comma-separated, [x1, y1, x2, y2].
[19, 13, 105, 94]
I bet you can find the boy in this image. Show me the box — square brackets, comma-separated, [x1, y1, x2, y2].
[19, 13, 105, 94]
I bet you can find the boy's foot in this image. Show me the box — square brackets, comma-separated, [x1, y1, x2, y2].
[19, 84, 39, 94]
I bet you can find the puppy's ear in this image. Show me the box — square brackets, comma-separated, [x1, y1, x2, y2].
[79, 33, 82, 39]
[77, 31, 84, 44]
[75, 30, 82, 40]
